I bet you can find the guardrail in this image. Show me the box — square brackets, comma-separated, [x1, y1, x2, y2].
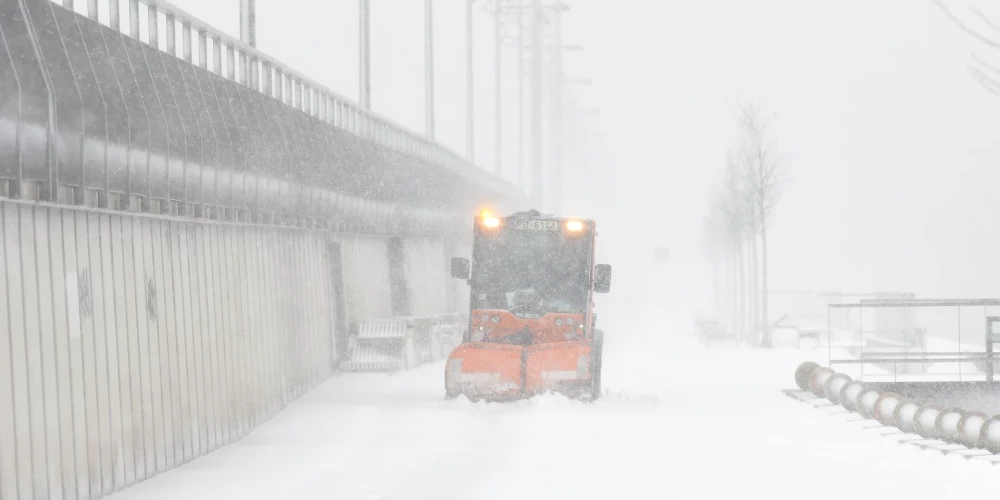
[2, 0, 523, 234]
[53, 0, 491, 188]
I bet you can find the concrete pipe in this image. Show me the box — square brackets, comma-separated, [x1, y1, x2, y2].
[839, 381, 866, 412]
[808, 367, 836, 398]
[892, 400, 921, 434]
[934, 408, 966, 443]
[873, 392, 904, 427]
[957, 411, 989, 449]
[979, 416, 1000, 453]
[857, 389, 882, 419]
[823, 373, 852, 404]
[913, 404, 944, 439]
[795, 361, 821, 391]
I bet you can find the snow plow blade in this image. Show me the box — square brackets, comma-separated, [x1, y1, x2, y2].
[445, 341, 597, 401]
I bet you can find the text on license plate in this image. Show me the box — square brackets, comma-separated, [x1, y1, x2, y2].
[513, 219, 559, 231]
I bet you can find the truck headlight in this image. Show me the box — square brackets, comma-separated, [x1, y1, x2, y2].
[471, 327, 486, 342]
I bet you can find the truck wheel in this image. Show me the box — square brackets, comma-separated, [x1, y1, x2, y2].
[591, 330, 604, 400]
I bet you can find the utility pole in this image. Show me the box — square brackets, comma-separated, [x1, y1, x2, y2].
[551, 6, 564, 213]
[240, 0, 257, 87]
[530, 0, 543, 209]
[240, 0, 256, 47]
[517, 0, 525, 190]
[359, 0, 371, 109]
[466, 0, 475, 161]
[425, 0, 435, 138]
[494, 0, 502, 176]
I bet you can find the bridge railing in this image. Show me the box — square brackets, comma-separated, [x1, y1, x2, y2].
[60, 0, 465, 176]
[1, 0, 522, 233]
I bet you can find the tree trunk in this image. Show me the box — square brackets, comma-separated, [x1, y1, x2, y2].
[760, 206, 772, 348]
[737, 241, 746, 343]
[730, 245, 738, 333]
[750, 230, 759, 347]
[742, 240, 750, 343]
[745, 240, 752, 342]
[712, 259, 720, 318]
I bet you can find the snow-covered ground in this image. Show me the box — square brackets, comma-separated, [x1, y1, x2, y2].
[107, 327, 1000, 500]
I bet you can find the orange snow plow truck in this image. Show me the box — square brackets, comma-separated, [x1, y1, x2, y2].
[445, 209, 612, 401]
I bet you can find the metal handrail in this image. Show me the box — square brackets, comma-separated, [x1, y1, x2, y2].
[858, 351, 987, 358]
[832, 356, 998, 364]
[56, 0, 521, 198]
[830, 299, 1000, 308]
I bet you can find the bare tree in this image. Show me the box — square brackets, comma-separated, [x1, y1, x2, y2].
[700, 197, 731, 320]
[736, 149, 762, 347]
[932, 0, 1000, 96]
[703, 191, 740, 338]
[733, 100, 788, 348]
[717, 156, 753, 341]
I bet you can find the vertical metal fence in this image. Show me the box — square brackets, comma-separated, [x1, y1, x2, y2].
[0, 199, 339, 500]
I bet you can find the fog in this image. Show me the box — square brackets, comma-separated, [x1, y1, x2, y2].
[167, 0, 1000, 335]
[568, 0, 1000, 327]
[11, 1, 1000, 497]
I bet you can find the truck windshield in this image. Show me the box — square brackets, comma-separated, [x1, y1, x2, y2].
[470, 227, 592, 314]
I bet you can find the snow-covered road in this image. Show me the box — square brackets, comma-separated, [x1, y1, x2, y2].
[108, 329, 1000, 500]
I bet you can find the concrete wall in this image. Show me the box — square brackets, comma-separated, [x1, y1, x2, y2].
[0, 199, 457, 500]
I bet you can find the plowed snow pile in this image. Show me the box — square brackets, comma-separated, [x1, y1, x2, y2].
[108, 326, 1000, 500]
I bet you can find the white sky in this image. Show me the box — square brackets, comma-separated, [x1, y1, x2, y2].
[170, 0, 1000, 323]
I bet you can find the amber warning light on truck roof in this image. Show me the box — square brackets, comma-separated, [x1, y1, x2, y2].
[478, 210, 501, 229]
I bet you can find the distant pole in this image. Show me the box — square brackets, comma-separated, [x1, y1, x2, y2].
[359, 0, 372, 109]
[494, 0, 502, 176]
[239, 0, 256, 47]
[466, 0, 475, 161]
[530, 0, 543, 208]
[517, 0, 525, 190]
[425, 0, 435, 138]
[551, 7, 563, 212]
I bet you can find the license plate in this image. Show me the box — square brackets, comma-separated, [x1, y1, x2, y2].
[512, 219, 559, 231]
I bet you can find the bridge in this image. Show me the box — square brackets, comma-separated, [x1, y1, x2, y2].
[0, 1, 585, 498]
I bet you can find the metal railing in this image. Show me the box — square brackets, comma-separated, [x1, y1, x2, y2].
[1, 0, 522, 233]
[826, 299, 1000, 382]
[55, 0, 474, 173]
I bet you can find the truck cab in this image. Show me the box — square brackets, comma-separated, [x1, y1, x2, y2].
[446, 209, 612, 401]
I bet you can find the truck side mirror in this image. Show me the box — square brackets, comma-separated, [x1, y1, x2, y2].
[594, 264, 612, 293]
[451, 257, 470, 280]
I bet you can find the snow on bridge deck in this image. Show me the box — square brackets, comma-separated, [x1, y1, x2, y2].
[107, 334, 1000, 500]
